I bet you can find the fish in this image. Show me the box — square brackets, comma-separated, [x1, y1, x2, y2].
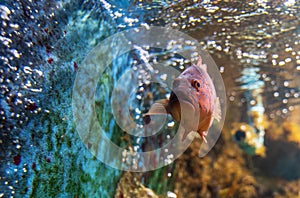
[145, 56, 221, 142]
[230, 90, 267, 157]
[231, 122, 266, 157]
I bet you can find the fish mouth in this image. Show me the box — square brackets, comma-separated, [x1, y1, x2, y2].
[172, 90, 194, 108]
[171, 78, 196, 109]
[173, 88, 198, 114]
[171, 79, 200, 131]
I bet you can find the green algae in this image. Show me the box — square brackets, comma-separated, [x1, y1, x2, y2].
[29, 28, 124, 198]
[145, 166, 175, 196]
[29, 107, 122, 197]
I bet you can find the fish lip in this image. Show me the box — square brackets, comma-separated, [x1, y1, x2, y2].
[172, 85, 200, 129]
[172, 78, 193, 102]
[173, 89, 194, 106]
[172, 81, 196, 106]
[171, 77, 201, 132]
[174, 88, 198, 113]
[177, 98, 200, 132]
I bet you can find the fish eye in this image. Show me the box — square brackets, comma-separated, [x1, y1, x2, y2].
[192, 80, 201, 89]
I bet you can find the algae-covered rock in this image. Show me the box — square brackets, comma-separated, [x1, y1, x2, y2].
[174, 137, 258, 198]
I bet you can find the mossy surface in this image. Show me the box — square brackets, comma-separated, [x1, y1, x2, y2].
[24, 2, 124, 197]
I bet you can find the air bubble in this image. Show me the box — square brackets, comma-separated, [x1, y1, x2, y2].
[282, 99, 288, 104]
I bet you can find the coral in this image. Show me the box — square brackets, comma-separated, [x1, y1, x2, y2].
[115, 172, 159, 198]
[283, 122, 300, 145]
[173, 136, 258, 198]
[275, 179, 300, 198]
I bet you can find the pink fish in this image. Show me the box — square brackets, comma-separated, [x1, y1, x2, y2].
[145, 56, 221, 142]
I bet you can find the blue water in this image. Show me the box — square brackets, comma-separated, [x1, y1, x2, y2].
[1, 0, 300, 197]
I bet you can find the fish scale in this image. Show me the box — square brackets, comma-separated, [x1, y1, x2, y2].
[145, 56, 221, 142]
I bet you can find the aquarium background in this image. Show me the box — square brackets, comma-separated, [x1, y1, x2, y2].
[0, 0, 300, 197]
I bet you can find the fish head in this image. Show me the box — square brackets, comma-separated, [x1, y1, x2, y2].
[169, 62, 219, 139]
[169, 74, 201, 133]
[144, 56, 221, 142]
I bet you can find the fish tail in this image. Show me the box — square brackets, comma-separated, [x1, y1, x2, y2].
[144, 99, 169, 116]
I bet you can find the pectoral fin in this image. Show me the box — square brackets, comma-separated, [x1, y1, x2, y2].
[200, 131, 208, 143]
[213, 97, 221, 122]
[181, 129, 207, 143]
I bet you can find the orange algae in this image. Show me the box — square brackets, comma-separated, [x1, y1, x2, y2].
[283, 122, 300, 145]
[173, 136, 258, 198]
[115, 172, 159, 198]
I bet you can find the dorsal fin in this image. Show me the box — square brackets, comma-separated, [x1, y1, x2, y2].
[196, 56, 207, 71]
